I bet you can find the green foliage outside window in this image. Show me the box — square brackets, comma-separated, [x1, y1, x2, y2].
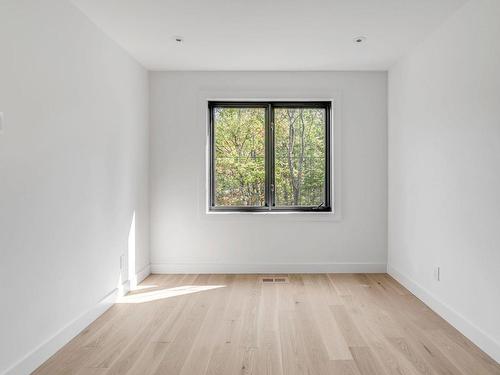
[213, 105, 327, 208]
[274, 108, 325, 206]
[214, 107, 265, 206]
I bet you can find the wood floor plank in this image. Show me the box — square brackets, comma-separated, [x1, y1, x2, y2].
[204, 276, 253, 375]
[178, 275, 233, 375]
[387, 337, 436, 375]
[425, 329, 500, 375]
[123, 342, 169, 375]
[330, 304, 367, 347]
[350, 346, 389, 375]
[302, 274, 352, 360]
[288, 275, 342, 374]
[328, 360, 363, 375]
[278, 310, 310, 375]
[255, 282, 283, 375]
[441, 327, 500, 373]
[31, 274, 500, 375]
[369, 282, 469, 375]
[152, 276, 216, 374]
[33, 347, 98, 375]
[339, 295, 423, 375]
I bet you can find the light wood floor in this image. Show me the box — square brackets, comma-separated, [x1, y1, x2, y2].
[34, 274, 500, 375]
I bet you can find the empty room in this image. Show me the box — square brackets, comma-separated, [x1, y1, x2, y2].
[1, 0, 499, 374]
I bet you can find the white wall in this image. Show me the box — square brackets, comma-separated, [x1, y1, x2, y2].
[0, 1, 149, 373]
[150, 71, 387, 273]
[388, 0, 500, 362]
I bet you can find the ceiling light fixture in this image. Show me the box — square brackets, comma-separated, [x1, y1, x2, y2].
[174, 36, 184, 43]
[353, 36, 366, 44]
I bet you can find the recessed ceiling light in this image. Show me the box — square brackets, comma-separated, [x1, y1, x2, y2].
[353, 36, 367, 44]
[174, 36, 184, 43]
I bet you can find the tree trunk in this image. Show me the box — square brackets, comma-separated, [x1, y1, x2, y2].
[295, 110, 306, 205]
[286, 110, 299, 205]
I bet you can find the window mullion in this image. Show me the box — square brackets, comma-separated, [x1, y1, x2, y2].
[265, 104, 273, 209]
[269, 104, 275, 209]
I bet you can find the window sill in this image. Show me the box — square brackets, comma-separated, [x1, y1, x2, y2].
[203, 209, 342, 222]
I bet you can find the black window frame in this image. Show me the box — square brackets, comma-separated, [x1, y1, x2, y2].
[208, 101, 332, 212]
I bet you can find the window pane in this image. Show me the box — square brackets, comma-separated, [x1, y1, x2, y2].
[274, 107, 326, 207]
[214, 107, 266, 206]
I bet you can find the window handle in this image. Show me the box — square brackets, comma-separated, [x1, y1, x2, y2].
[313, 202, 325, 210]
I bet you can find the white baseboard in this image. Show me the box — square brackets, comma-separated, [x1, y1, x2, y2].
[127, 265, 151, 290]
[388, 265, 500, 363]
[151, 262, 387, 274]
[3, 278, 133, 375]
[136, 264, 152, 284]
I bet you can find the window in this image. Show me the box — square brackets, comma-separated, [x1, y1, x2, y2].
[209, 101, 331, 212]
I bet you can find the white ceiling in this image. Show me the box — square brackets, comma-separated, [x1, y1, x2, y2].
[71, 0, 467, 71]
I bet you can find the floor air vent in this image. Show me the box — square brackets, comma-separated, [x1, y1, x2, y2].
[262, 276, 289, 284]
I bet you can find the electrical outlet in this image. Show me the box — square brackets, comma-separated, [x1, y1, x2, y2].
[434, 266, 440, 281]
[120, 254, 125, 270]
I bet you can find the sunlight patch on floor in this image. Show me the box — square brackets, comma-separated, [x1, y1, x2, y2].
[132, 284, 158, 291]
[116, 285, 226, 304]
